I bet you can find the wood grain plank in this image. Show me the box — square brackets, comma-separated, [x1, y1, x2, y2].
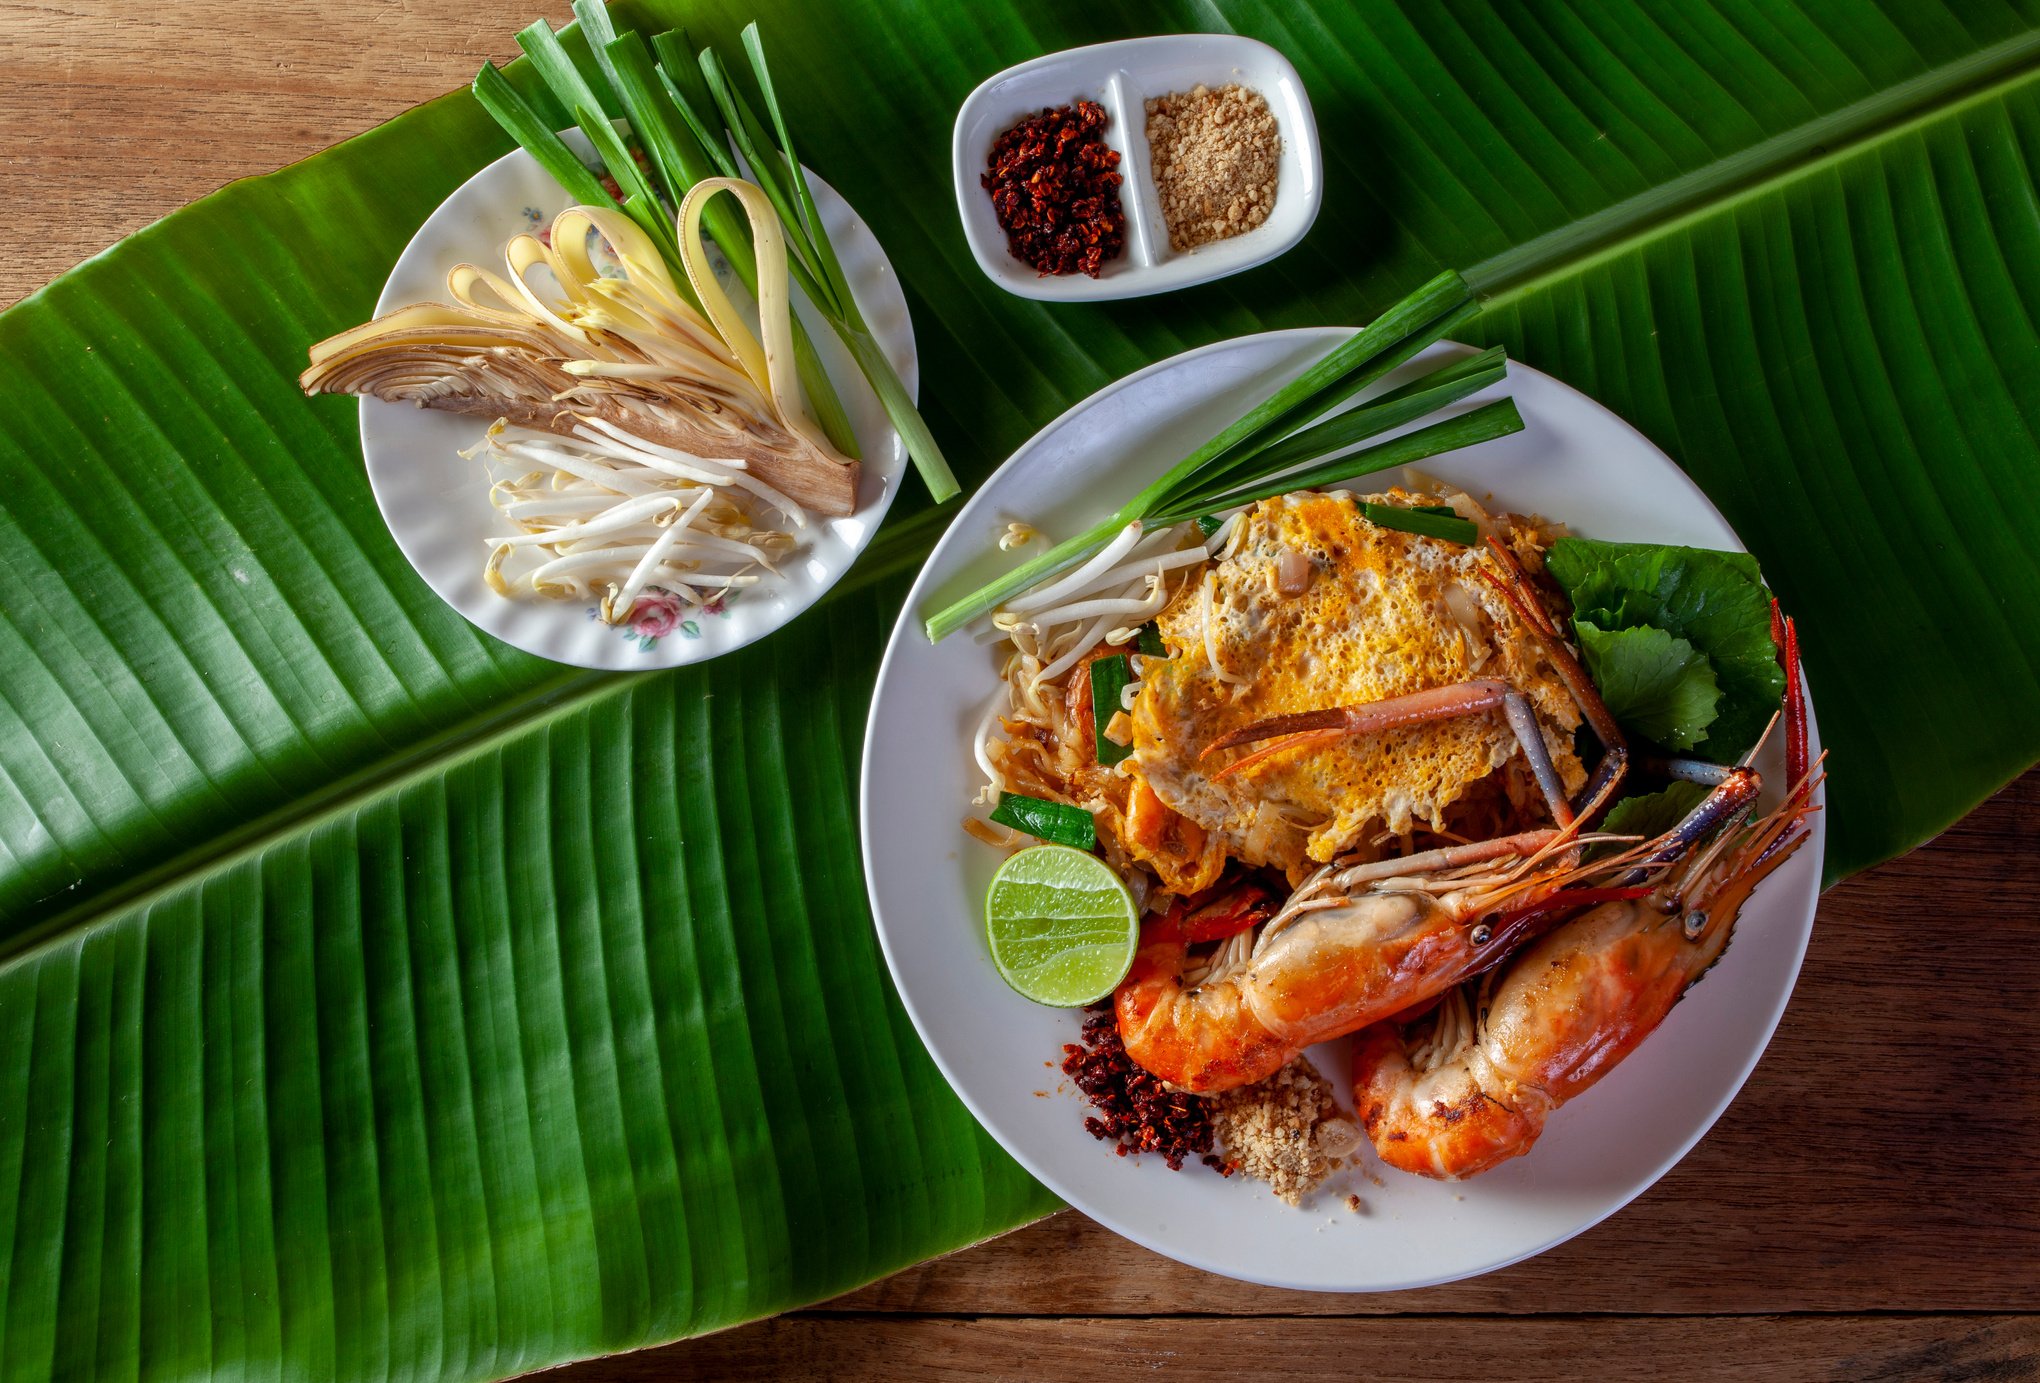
[813, 769, 2040, 1316]
[555, 1313, 2040, 1381]
[0, 0, 570, 307]
[9, 5, 2038, 1379]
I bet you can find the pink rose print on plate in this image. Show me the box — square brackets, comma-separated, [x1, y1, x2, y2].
[625, 588, 684, 649]
[588, 587, 740, 651]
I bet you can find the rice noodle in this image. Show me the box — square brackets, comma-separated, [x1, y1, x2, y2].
[967, 504, 1241, 880]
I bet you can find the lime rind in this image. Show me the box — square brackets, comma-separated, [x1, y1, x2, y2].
[985, 844, 1138, 1007]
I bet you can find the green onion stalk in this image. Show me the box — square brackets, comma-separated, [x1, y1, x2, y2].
[920, 271, 1521, 641]
[473, 4, 959, 502]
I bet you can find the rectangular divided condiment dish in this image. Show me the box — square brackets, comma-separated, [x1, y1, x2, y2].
[952, 34, 1323, 301]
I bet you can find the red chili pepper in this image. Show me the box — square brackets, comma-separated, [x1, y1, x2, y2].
[1181, 890, 1272, 943]
[1147, 883, 1274, 945]
[1770, 598, 1809, 795]
[981, 100, 1126, 277]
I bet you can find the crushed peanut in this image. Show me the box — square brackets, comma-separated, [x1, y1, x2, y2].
[1143, 83, 1281, 252]
[1208, 1056, 1355, 1206]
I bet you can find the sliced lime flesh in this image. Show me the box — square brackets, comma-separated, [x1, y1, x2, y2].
[984, 844, 1139, 1007]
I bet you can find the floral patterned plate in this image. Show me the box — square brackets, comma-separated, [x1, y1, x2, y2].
[360, 132, 915, 670]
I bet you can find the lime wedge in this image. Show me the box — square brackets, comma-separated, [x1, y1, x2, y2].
[985, 845, 1139, 1007]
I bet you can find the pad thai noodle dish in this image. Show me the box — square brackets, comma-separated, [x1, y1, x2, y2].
[962, 473, 1821, 1207]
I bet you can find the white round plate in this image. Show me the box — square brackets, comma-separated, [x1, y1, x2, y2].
[363, 135, 914, 670]
[862, 330, 1825, 1292]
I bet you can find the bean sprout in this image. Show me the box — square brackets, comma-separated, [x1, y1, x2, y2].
[1020, 578, 1170, 630]
[605, 489, 716, 622]
[572, 420, 809, 529]
[1036, 613, 1116, 685]
[471, 422, 792, 623]
[1201, 569, 1245, 684]
[971, 511, 1232, 858]
[972, 698, 1008, 802]
[302, 198, 862, 525]
[1004, 521, 1145, 615]
[1007, 541, 1211, 623]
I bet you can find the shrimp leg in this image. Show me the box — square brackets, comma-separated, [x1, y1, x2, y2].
[1354, 728, 1819, 1180]
[1200, 540, 1629, 826]
[1201, 680, 1577, 823]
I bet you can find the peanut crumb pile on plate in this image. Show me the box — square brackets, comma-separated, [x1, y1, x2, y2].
[1210, 1056, 1356, 1206]
[1143, 83, 1281, 252]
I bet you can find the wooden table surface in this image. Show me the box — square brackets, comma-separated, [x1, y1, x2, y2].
[5, 3, 2035, 1378]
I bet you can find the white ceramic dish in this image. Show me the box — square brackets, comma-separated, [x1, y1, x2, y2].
[862, 330, 1825, 1291]
[362, 133, 914, 670]
[953, 35, 1323, 301]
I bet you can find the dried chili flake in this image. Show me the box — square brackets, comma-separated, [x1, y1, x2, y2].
[982, 100, 1127, 278]
[1059, 1006, 1215, 1170]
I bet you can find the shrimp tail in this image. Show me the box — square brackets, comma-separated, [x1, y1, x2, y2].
[1353, 1024, 1549, 1180]
[1354, 760, 1824, 1181]
[1114, 932, 1291, 1094]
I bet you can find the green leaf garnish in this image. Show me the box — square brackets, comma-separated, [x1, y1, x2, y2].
[1360, 501, 1479, 545]
[1599, 781, 1712, 840]
[1573, 624, 1723, 751]
[989, 793, 1098, 851]
[1550, 537, 1763, 591]
[1549, 538, 1784, 759]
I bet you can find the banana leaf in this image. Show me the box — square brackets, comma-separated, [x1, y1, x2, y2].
[3, 1, 2038, 1378]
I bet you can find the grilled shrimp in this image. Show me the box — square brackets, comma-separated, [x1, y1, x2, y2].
[1117, 829, 1583, 1093]
[1353, 759, 1819, 1179]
